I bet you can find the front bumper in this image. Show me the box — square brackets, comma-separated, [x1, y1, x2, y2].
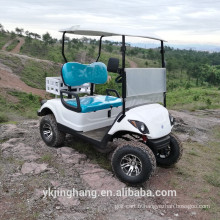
[147, 135, 170, 152]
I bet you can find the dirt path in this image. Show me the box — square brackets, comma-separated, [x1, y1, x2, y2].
[11, 38, 25, 53]
[1, 39, 13, 51]
[0, 63, 46, 97]
[127, 57, 138, 68]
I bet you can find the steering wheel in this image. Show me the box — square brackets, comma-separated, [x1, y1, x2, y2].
[115, 75, 122, 83]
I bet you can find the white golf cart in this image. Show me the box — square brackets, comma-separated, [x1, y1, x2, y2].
[38, 26, 182, 184]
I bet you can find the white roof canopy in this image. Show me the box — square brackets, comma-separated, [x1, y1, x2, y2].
[59, 25, 165, 42]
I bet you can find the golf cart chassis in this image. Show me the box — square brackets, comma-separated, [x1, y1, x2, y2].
[38, 108, 170, 154]
[58, 120, 170, 154]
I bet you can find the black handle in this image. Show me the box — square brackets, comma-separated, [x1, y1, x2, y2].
[106, 89, 120, 98]
[60, 90, 81, 112]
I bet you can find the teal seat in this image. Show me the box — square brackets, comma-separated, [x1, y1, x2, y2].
[66, 95, 122, 113]
[61, 61, 121, 113]
[62, 62, 108, 86]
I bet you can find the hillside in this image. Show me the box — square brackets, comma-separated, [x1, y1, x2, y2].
[0, 27, 220, 220]
[0, 31, 220, 121]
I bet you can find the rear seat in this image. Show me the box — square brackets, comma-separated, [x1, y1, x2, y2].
[61, 62, 121, 113]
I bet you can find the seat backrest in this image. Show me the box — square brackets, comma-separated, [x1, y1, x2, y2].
[61, 62, 108, 87]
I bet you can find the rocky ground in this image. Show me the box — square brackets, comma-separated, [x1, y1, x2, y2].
[0, 110, 220, 220]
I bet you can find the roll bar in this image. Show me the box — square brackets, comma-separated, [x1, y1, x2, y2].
[61, 33, 166, 114]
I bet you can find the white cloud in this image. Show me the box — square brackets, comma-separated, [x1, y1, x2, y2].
[0, 0, 220, 45]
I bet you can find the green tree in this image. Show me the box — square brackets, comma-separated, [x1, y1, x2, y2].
[15, 27, 24, 36]
[42, 32, 53, 45]
[0, 23, 4, 32]
[10, 31, 16, 39]
[191, 64, 201, 86]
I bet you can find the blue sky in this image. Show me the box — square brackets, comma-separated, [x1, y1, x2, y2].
[1, 0, 220, 46]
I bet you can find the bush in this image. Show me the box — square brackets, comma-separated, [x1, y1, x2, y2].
[185, 81, 191, 89]
[206, 98, 212, 106]
[193, 95, 200, 101]
[0, 113, 9, 123]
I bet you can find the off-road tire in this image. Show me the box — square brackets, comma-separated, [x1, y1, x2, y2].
[156, 133, 183, 167]
[111, 139, 156, 185]
[40, 114, 65, 147]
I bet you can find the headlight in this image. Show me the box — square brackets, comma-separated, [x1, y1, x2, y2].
[128, 120, 149, 134]
[169, 114, 175, 126]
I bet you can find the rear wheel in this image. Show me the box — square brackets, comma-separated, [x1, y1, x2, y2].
[40, 114, 65, 147]
[156, 133, 183, 167]
[111, 140, 156, 184]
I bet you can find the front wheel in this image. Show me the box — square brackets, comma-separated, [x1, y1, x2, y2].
[111, 140, 156, 185]
[156, 133, 183, 167]
[40, 114, 65, 147]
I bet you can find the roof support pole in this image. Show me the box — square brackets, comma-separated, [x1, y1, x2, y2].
[96, 35, 103, 62]
[160, 40, 166, 108]
[62, 31, 68, 63]
[121, 35, 126, 116]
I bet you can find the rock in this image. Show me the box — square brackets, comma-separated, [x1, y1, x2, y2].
[12, 143, 40, 160]
[57, 147, 87, 164]
[22, 120, 39, 128]
[21, 162, 48, 174]
[57, 188, 80, 207]
[1, 138, 23, 151]
[50, 180, 61, 188]
[57, 147, 75, 155]
[1, 124, 26, 139]
[32, 189, 44, 200]
[191, 211, 196, 216]
[1, 142, 13, 151]
[57, 196, 80, 207]
[80, 169, 125, 191]
[10, 173, 22, 178]
[174, 213, 179, 217]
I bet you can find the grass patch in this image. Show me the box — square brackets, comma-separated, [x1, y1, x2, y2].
[5, 39, 19, 51]
[0, 138, 9, 144]
[0, 32, 11, 48]
[0, 112, 9, 123]
[167, 87, 220, 110]
[187, 150, 200, 157]
[0, 90, 41, 120]
[204, 173, 220, 187]
[170, 128, 220, 218]
[21, 59, 60, 89]
[176, 167, 192, 178]
[212, 126, 220, 140]
[0, 121, 18, 125]
[0, 51, 23, 74]
[40, 154, 53, 164]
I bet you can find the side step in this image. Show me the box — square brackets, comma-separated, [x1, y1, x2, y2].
[80, 126, 111, 142]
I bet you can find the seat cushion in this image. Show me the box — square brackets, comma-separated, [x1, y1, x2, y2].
[66, 95, 122, 113]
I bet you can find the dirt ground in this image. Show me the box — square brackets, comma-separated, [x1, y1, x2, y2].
[0, 109, 219, 220]
[11, 38, 25, 54]
[0, 62, 46, 97]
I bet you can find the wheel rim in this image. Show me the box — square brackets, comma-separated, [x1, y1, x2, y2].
[120, 154, 142, 177]
[42, 123, 53, 140]
[157, 146, 171, 158]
